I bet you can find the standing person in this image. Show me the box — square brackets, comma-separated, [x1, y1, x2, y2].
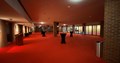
[70, 28, 73, 37]
[41, 26, 46, 37]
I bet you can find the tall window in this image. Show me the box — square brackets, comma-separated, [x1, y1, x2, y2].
[93, 25, 97, 35]
[97, 25, 101, 35]
[86, 26, 89, 34]
[14, 24, 19, 34]
[88, 26, 92, 35]
[74, 25, 79, 34]
[62, 26, 67, 32]
[67, 25, 72, 32]
[79, 26, 83, 34]
[86, 25, 101, 35]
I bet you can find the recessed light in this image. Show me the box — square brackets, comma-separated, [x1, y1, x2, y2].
[39, 25, 42, 27]
[89, 16, 92, 18]
[63, 24, 67, 26]
[39, 22, 45, 24]
[57, 26, 59, 27]
[68, 0, 83, 4]
[68, 5, 71, 8]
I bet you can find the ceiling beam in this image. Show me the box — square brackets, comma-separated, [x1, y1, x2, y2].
[4, 0, 32, 23]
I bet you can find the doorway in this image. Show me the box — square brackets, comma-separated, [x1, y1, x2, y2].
[6, 22, 14, 43]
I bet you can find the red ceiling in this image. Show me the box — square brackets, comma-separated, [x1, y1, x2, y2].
[20, 0, 104, 24]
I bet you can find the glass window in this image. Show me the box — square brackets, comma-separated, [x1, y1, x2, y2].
[97, 25, 101, 35]
[86, 26, 89, 34]
[67, 25, 72, 32]
[79, 26, 83, 34]
[74, 26, 79, 34]
[93, 25, 97, 35]
[88, 26, 92, 35]
[62, 26, 67, 32]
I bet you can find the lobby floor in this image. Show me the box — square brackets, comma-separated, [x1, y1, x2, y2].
[0, 32, 106, 63]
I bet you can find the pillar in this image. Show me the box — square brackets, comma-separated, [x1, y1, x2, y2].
[61, 26, 63, 32]
[100, 21, 104, 37]
[103, 0, 120, 63]
[53, 22, 59, 37]
[0, 20, 7, 47]
[22, 26, 25, 37]
[82, 23, 86, 35]
[12, 23, 16, 41]
[27, 27, 29, 33]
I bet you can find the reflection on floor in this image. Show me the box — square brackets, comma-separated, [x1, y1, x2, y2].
[0, 32, 106, 63]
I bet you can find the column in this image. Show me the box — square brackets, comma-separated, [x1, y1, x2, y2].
[61, 26, 63, 32]
[12, 23, 16, 41]
[103, 0, 120, 63]
[82, 23, 86, 35]
[22, 26, 25, 37]
[53, 22, 59, 37]
[0, 20, 7, 47]
[27, 27, 29, 33]
[100, 21, 104, 37]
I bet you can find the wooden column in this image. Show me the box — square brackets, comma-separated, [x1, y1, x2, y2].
[0, 20, 7, 47]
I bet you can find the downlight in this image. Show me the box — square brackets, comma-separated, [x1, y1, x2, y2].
[68, 0, 83, 4]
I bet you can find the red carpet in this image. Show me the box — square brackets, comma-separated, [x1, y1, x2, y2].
[0, 32, 106, 63]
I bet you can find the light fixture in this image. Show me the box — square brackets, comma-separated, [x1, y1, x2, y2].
[57, 26, 59, 27]
[39, 22, 45, 24]
[68, 5, 71, 8]
[63, 24, 67, 26]
[68, 0, 83, 3]
[39, 25, 42, 27]
[0, 18, 11, 20]
[89, 16, 92, 18]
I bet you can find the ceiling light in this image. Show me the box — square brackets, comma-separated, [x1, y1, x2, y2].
[0, 18, 12, 20]
[69, 0, 83, 3]
[57, 26, 59, 27]
[68, 5, 71, 8]
[89, 16, 92, 18]
[63, 24, 67, 26]
[39, 25, 42, 27]
[39, 22, 45, 24]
